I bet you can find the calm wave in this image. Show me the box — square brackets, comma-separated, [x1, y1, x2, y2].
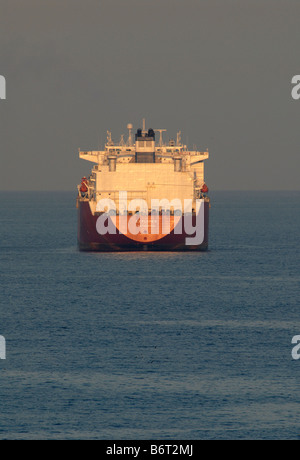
[0, 191, 300, 439]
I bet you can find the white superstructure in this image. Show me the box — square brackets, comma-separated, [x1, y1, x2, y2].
[78, 120, 209, 215]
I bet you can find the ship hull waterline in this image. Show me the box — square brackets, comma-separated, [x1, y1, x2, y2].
[78, 200, 209, 252]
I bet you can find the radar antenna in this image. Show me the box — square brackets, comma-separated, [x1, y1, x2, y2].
[154, 129, 167, 147]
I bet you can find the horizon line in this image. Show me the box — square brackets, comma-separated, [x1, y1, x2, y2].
[1, 189, 300, 193]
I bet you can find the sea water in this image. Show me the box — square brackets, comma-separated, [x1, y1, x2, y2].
[0, 191, 300, 440]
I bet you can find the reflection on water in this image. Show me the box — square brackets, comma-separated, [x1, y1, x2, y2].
[0, 192, 300, 439]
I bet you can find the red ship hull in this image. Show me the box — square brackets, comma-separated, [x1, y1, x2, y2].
[78, 200, 209, 252]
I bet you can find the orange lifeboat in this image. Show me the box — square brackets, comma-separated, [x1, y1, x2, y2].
[80, 177, 88, 194]
[201, 183, 209, 194]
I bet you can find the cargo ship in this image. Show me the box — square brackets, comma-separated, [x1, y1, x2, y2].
[77, 120, 210, 251]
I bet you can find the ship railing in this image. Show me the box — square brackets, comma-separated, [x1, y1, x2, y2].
[95, 190, 147, 202]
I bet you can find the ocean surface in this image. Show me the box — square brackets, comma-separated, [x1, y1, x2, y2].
[0, 191, 300, 440]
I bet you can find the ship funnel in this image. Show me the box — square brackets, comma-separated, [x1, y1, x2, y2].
[135, 124, 156, 163]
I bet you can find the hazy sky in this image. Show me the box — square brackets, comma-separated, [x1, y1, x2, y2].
[0, 0, 300, 191]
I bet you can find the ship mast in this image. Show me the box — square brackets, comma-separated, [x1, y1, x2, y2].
[154, 129, 167, 147]
[127, 123, 133, 146]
